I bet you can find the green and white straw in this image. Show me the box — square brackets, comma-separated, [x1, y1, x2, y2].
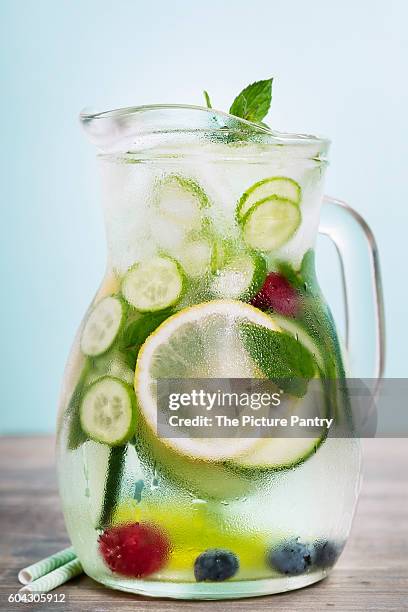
[18, 547, 83, 593]
[19, 558, 83, 593]
[18, 546, 77, 584]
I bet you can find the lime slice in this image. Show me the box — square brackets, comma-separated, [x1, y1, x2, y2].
[229, 378, 328, 471]
[80, 376, 137, 446]
[134, 300, 282, 461]
[122, 256, 184, 313]
[237, 176, 301, 221]
[229, 320, 327, 471]
[230, 434, 322, 471]
[242, 197, 301, 252]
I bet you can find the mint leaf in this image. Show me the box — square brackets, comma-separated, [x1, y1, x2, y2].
[240, 323, 315, 397]
[229, 79, 273, 124]
[300, 249, 318, 289]
[66, 360, 91, 450]
[203, 90, 212, 109]
[122, 311, 171, 350]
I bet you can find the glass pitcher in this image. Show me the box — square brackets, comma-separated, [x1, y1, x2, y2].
[56, 105, 384, 600]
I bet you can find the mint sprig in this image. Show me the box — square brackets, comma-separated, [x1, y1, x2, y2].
[202, 78, 273, 126]
[203, 90, 212, 109]
[229, 79, 273, 124]
[240, 323, 316, 397]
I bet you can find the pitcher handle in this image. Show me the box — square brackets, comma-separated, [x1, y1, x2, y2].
[318, 196, 386, 379]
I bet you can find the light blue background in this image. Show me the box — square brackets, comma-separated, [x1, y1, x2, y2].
[1, 0, 406, 434]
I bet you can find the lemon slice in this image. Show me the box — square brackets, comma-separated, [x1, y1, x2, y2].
[134, 300, 282, 461]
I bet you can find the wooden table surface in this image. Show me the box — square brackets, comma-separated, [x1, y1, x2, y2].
[0, 437, 407, 611]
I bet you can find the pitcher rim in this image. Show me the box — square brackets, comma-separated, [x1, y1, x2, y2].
[80, 103, 330, 149]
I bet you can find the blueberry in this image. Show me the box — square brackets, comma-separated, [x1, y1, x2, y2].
[194, 549, 239, 582]
[313, 540, 343, 569]
[267, 538, 313, 576]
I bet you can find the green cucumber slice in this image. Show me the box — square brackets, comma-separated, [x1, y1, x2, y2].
[151, 175, 211, 253]
[80, 376, 136, 446]
[80, 296, 125, 357]
[210, 237, 236, 274]
[210, 252, 267, 301]
[237, 176, 301, 221]
[122, 256, 184, 312]
[155, 174, 210, 230]
[242, 197, 301, 252]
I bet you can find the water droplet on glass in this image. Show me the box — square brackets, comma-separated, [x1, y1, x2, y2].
[191, 498, 206, 506]
[151, 465, 159, 489]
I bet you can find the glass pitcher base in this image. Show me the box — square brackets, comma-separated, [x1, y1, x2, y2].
[90, 570, 329, 600]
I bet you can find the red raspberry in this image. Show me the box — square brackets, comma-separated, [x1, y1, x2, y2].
[99, 522, 170, 577]
[251, 272, 299, 317]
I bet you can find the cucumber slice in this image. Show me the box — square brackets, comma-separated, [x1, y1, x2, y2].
[151, 175, 212, 255]
[210, 252, 267, 301]
[122, 256, 184, 312]
[237, 177, 301, 221]
[154, 174, 210, 233]
[80, 296, 125, 357]
[242, 197, 301, 252]
[80, 376, 136, 446]
[210, 237, 236, 274]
